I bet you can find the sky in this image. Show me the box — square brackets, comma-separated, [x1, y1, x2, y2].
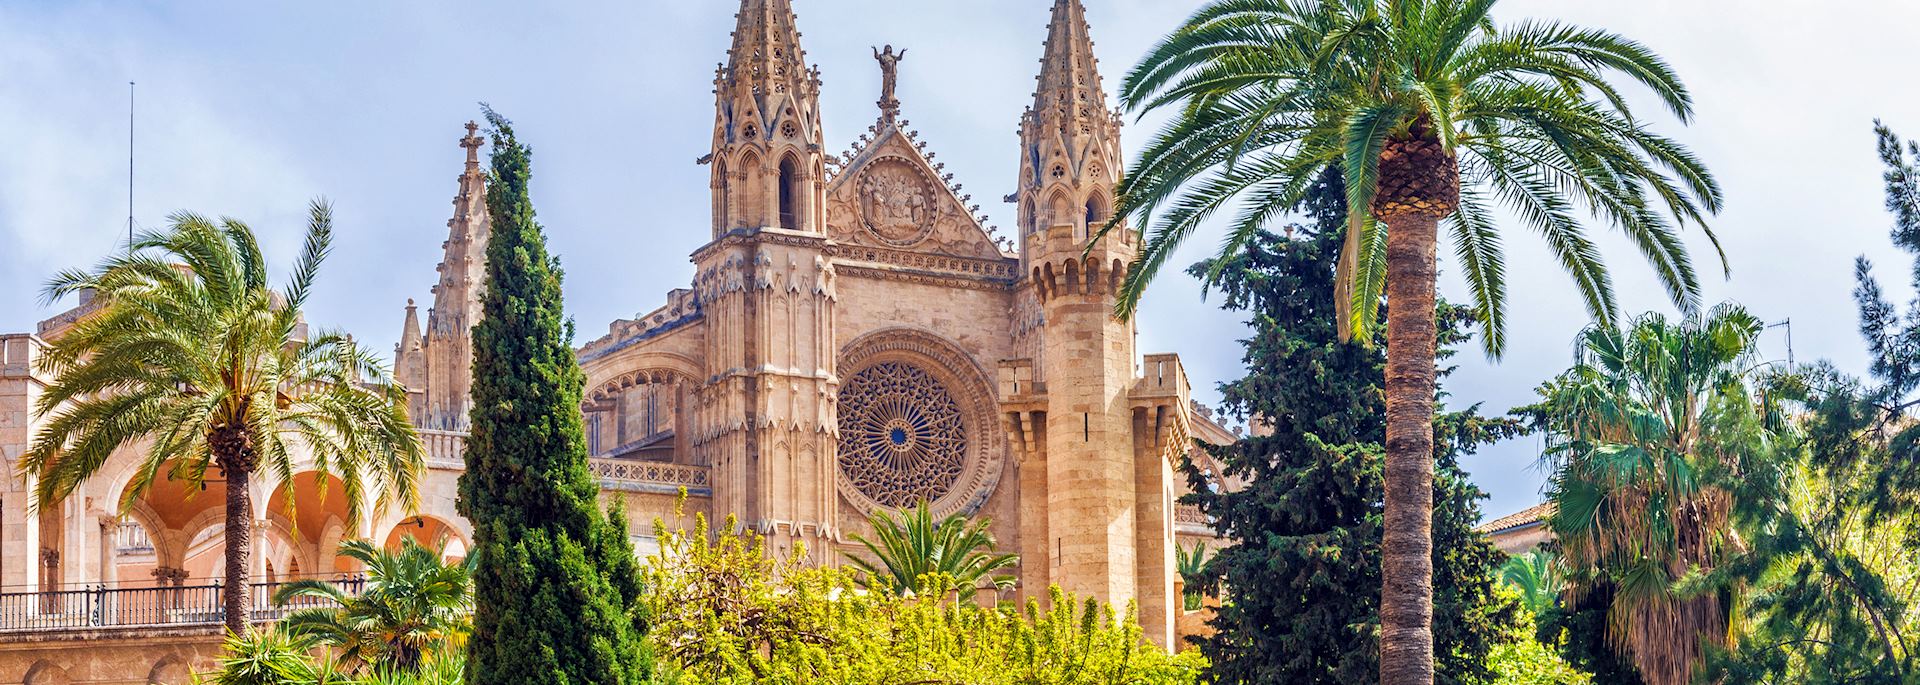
[3, 0, 1918, 521]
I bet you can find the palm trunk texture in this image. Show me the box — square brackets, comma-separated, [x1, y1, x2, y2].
[213, 416, 258, 636]
[222, 462, 252, 635]
[1379, 210, 1439, 685]
[1373, 123, 1457, 685]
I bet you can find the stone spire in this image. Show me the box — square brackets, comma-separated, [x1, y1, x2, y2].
[398, 299, 423, 360]
[708, 0, 827, 236]
[1016, 0, 1126, 259]
[1033, 0, 1110, 120]
[416, 121, 491, 430]
[394, 299, 426, 421]
[717, 0, 819, 107]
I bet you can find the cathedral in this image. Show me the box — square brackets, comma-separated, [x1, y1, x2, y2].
[0, 0, 1233, 679]
[393, 0, 1235, 645]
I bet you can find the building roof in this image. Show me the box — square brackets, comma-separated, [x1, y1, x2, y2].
[1476, 502, 1554, 535]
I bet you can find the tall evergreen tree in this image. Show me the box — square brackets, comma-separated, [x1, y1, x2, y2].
[458, 108, 651, 685]
[1181, 170, 1518, 685]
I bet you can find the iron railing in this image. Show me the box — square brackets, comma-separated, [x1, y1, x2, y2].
[0, 577, 364, 633]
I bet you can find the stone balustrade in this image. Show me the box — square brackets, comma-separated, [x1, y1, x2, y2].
[418, 429, 711, 495]
[589, 458, 711, 495]
[418, 428, 467, 470]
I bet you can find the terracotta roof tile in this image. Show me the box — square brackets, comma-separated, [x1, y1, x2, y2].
[1476, 502, 1554, 534]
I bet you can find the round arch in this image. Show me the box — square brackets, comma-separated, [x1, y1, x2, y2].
[382, 514, 470, 562]
[24, 660, 70, 685]
[147, 656, 189, 685]
[581, 351, 702, 405]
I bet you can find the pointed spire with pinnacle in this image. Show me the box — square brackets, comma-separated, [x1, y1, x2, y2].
[1017, 0, 1127, 262]
[410, 121, 492, 430]
[394, 298, 426, 421]
[718, 0, 818, 105]
[1033, 0, 1110, 118]
[709, 0, 827, 236]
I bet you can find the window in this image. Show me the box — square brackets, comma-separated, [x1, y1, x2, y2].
[1085, 195, 1107, 227]
[778, 156, 800, 229]
[714, 160, 729, 230]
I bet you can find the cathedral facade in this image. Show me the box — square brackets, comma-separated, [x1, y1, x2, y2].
[392, 0, 1232, 646]
[0, 1, 1230, 679]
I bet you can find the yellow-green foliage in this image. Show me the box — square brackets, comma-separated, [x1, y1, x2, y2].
[1488, 638, 1592, 685]
[642, 511, 1205, 685]
[1486, 603, 1592, 685]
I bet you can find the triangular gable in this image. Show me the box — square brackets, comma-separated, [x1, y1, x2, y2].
[824, 126, 1005, 260]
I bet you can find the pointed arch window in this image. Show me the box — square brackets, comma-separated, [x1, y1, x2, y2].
[714, 159, 730, 231]
[1085, 194, 1108, 229]
[778, 155, 801, 229]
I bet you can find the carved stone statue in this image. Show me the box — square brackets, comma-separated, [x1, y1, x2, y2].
[873, 45, 907, 103]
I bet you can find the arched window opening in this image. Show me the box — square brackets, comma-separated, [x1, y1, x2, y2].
[713, 160, 730, 231]
[1085, 194, 1108, 230]
[778, 156, 800, 229]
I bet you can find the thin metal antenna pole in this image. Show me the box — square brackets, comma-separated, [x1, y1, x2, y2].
[1774, 318, 1789, 368]
[128, 80, 135, 255]
[1767, 319, 1795, 368]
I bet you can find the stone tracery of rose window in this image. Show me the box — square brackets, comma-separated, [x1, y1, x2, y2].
[836, 360, 968, 507]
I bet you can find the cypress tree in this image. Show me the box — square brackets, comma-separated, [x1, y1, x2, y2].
[459, 107, 651, 685]
[1181, 169, 1518, 685]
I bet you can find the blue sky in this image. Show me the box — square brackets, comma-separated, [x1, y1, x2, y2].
[3, 0, 1918, 521]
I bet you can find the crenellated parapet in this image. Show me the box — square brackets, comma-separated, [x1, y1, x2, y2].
[578, 289, 702, 361]
[1025, 222, 1134, 304]
[1130, 354, 1193, 468]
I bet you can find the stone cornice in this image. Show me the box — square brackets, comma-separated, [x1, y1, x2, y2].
[834, 263, 1016, 293]
[690, 227, 832, 263]
[827, 242, 1019, 282]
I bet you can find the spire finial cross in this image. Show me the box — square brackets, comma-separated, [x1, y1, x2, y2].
[460, 121, 484, 168]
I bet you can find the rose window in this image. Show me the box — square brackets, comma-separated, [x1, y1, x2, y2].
[837, 361, 968, 507]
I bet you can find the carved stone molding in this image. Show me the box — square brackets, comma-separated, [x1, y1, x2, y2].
[855, 157, 939, 247]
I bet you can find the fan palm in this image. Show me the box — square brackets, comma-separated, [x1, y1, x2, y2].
[1498, 550, 1565, 616]
[844, 502, 1017, 601]
[1535, 304, 1789, 685]
[275, 537, 473, 674]
[1108, 2, 1721, 680]
[21, 203, 425, 635]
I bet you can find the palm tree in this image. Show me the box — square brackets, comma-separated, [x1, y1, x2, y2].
[21, 203, 424, 635]
[1535, 304, 1789, 685]
[275, 537, 474, 674]
[1497, 550, 1564, 616]
[844, 502, 1017, 600]
[1108, 2, 1721, 680]
[205, 625, 339, 685]
[1175, 541, 1209, 611]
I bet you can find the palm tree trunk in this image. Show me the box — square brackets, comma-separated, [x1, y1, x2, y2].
[223, 463, 252, 635]
[1379, 210, 1439, 685]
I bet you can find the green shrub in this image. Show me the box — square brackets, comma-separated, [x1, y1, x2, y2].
[643, 510, 1204, 685]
